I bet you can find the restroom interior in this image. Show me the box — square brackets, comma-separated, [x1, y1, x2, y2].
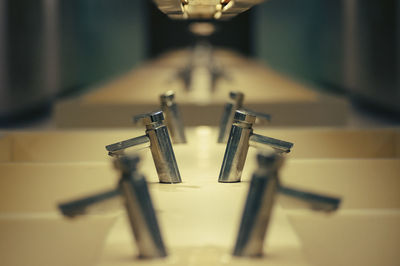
[0, 1, 399, 266]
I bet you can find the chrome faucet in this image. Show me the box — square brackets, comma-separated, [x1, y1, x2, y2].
[218, 110, 293, 183]
[106, 111, 182, 184]
[217, 91, 244, 143]
[217, 91, 271, 143]
[233, 149, 341, 257]
[160, 91, 186, 144]
[59, 155, 168, 259]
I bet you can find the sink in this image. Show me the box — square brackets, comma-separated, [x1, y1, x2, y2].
[282, 158, 400, 266]
[0, 162, 116, 212]
[0, 127, 398, 162]
[0, 162, 118, 266]
[1, 126, 399, 265]
[287, 211, 400, 266]
[0, 129, 141, 162]
[0, 215, 115, 266]
[275, 153, 400, 266]
[0, 140, 307, 265]
[279, 159, 400, 210]
[257, 128, 400, 159]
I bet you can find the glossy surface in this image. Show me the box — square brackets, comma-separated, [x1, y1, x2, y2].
[0, 127, 399, 265]
[160, 91, 187, 144]
[107, 111, 182, 183]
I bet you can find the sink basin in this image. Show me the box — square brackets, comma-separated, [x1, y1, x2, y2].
[279, 159, 400, 209]
[280, 158, 400, 265]
[287, 212, 400, 266]
[258, 128, 400, 159]
[1, 126, 399, 265]
[0, 127, 398, 162]
[274, 152, 400, 266]
[0, 162, 118, 266]
[0, 154, 307, 265]
[0, 215, 115, 266]
[0, 129, 141, 162]
[0, 162, 115, 212]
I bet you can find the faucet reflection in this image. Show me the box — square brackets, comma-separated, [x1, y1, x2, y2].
[233, 149, 341, 257]
[59, 154, 168, 259]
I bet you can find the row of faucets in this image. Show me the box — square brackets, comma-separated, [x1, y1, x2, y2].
[106, 91, 292, 184]
[59, 91, 341, 259]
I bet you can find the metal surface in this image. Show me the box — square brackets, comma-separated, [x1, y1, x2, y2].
[233, 150, 341, 257]
[117, 156, 168, 258]
[278, 186, 340, 212]
[106, 111, 182, 184]
[249, 133, 292, 153]
[160, 91, 187, 144]
[217, 92, 271, 143]
[59, 155, 167, 259]
[59, 189, 121, 217]
[106, 135, 150, 157]
[218, 110, 293, 183]
[217, 91, 244, 143]
[244, 109, 271, 124]
[152, 0, 266, 20]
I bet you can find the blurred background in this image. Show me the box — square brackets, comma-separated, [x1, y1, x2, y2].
[0, 0, 399, 126]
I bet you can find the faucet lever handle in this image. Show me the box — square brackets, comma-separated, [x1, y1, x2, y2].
[278, 186, 341, 212]
[106, 135, 150, 157]
[249, 133, 293, 153]
[133, 110, 165, 126]
[243, 108, 271, 124]
[59, 189, 121, 218]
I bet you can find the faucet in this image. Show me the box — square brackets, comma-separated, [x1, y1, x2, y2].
[176, 42, 228, 93]
[59, 155, 168, 259]
[233, 149, 341, 257]
[217, 91, 271, 143]
[217, 91, 244, 143]
[218, 109, 293, 183]
[106, 111, 182, 184]
[160, 91, 186, 144]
